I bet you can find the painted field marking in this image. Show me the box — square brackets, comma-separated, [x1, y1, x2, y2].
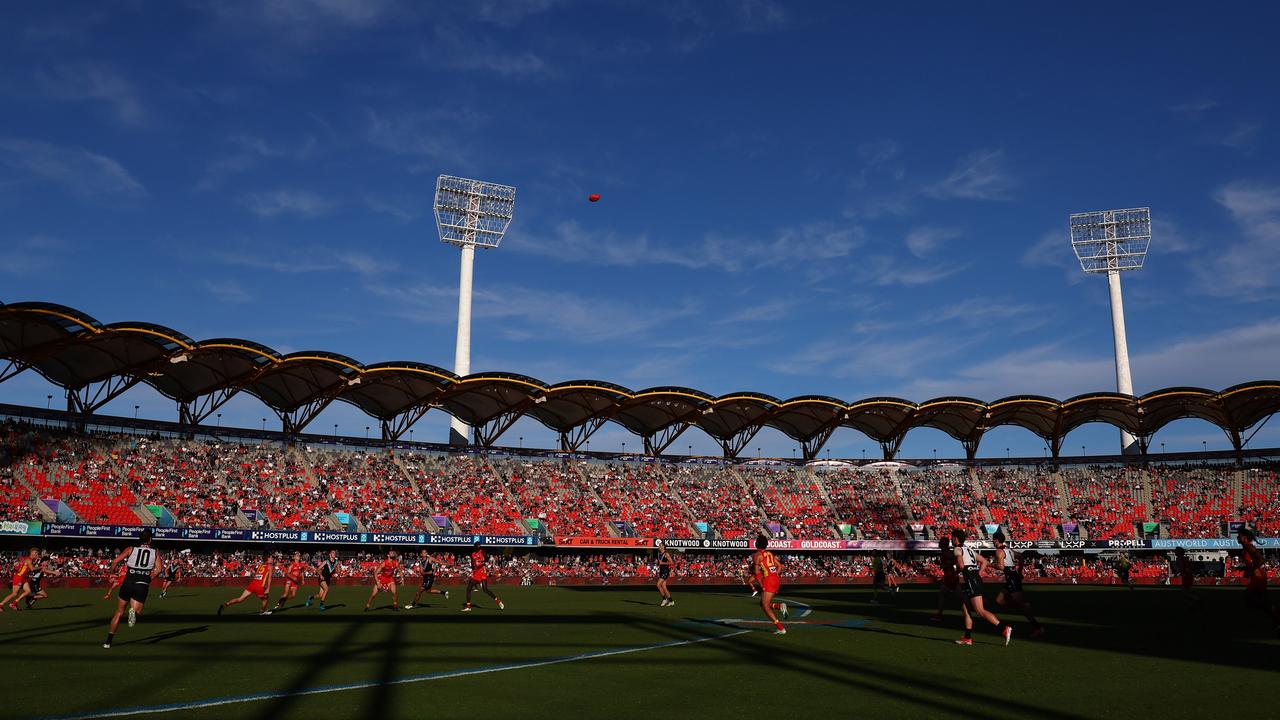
[35, 630, 750, 720]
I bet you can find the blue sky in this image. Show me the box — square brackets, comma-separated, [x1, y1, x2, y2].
[2, 1, 1279, 458]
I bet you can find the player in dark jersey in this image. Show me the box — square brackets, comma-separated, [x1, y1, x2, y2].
[1173, 547, 1200, 610]
[218, 553, 274, 616]
[752, 535, 789, 635]
[406, 549, 449, 609]
[23, 555, 57, 609]
[655, 541, 675, 607]
[307, 549, 338, 611]
[1117, 554, 1134, 589]
[951, 528, 1013, 647]
[870, 553, 896, 603]
[365, 550, 404, 612]
[742, 558, 762, 597]
[273, 551, 308, 611]
[463, 542, 504, 612]
[2, 547, 40, 611]
[104, 529, 162, 648]
[992, 532, 1042, 637]
[159, 560, 182, 598]
[1237, 528, 1280, 634]
[931, 536, 961, 622]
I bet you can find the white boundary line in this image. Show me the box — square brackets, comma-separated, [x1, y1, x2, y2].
[36, 630, 750, 720]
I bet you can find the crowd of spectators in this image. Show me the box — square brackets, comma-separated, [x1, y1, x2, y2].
[501, 461, 606, 536]
[581, 463, 696, 538]
[822, 469, 909, 539]
[668, 467, 763, 539]
[3, 421, 1279, 541]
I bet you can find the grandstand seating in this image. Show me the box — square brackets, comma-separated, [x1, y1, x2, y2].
[1, 421, 1276, 541]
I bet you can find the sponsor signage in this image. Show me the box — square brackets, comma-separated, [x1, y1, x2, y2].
[555, 536, 650, 548]
[1152, 537, 1277, 550]
[659, 538, 751, 550]
[30, 523, 536, 547]
[0, 520, 41, 535]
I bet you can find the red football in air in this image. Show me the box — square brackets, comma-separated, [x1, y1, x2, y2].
[588, 194, 601, 202]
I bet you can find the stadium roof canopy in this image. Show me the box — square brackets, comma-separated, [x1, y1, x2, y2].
[3, 300, 1279, 460]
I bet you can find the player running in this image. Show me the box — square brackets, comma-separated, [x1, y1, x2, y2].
[742, 558, 762, 597]
[218, 553, 274, 616]
[365, 550, 404, 612]
[104, 529, 163, 648]
[23, 555, 57, 609]
[992, 532, 1043, 637]
[307, 549, 338, 611]
[655, 540, 675, 607]
[931, 536, 961, 622]
[1117, 553, 1134, 589]
[405, 549, 449, 609]
[1, 547, 39, 611]
[158, 560, 181, 598]
[951, 528, 1013, 646]
[462, 542, 504, 612]
[273, 551, 308, 611]
[870, 553, 896, 603]
[1237, 528, 1280, 634]
[752, 534, 790, 635]
[102, 563, 128, 601]
[1173, 546, 1200, 610]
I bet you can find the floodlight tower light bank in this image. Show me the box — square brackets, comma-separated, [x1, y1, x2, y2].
[1069, 207, 1152, 455]
[434, 175, 517, 445]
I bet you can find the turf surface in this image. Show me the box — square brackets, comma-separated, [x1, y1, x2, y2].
[1, 584, 1276, 719]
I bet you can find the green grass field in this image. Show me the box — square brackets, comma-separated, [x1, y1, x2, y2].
[2, 583, 1276, 720]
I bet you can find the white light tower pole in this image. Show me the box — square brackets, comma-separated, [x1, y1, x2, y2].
[434, 175, 517, 445]
[1070, 208, 1152, 455]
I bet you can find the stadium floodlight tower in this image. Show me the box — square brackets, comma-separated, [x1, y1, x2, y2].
[1069, 207, 1152, 455]
[434, 175, 517, 445]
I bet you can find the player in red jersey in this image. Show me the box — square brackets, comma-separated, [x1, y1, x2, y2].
[462, 541, 504, 612]
[273, 551, 308, 611]
[931, 536, 961, 622]
[1237, 528, 1280, 634]
[102, 564, 128, 601]
[218, 553, 274, 616]
[365, 550, 404, 612]
[1, 547, 39, 611]
[752, 535, 789, 635]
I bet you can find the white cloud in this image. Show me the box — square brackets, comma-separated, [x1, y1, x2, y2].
[1021, 228, 1083, 284]
[899, 318, 1280, 400]
[203, 279, 253, 304]
[35, 62, 145, 126]
[469, 0, 564, 26]
[717, 298, 796, 324]
[242, 189, 332, 218]
[1196, 182, 1280, 299]
[0, 236, 64, 275]
[920, 297, 1040, 326]
[514, 220, 863, 273]
[853, 254, 966, 287]
[421, 26, 553, 79]
[1216, 121, 1261, 149]
[0, 138, 146, 199]
[927, 148, 1014, 201]
[904, 226, 960, 259]
[367, 280, 699, 344]
[1168, 98, 1218, 115]
[198, 134, 316, 191]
